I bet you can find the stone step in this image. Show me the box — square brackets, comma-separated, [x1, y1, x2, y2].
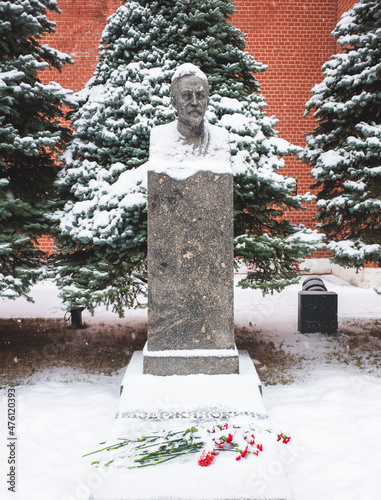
[88, 351, 293, 500]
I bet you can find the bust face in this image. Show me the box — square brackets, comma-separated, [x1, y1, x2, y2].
[171, 75, 209, 131]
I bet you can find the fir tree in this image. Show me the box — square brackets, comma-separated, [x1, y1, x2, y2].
[0, 0, 74, 300]
[303, 0, 381, 268]
[53, 0, 322, 316]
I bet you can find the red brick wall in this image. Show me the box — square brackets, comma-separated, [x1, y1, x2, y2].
[36, 236, 55, 254]
[233, 0, 339, 231]
[41, 0, 123, 91]
[37, 0, 356, 256]
[337, 0, 357, 18]
[38, 1, 124, 254]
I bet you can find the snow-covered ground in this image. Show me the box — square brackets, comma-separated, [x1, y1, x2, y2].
[0, 275, 380, 500]
[1, 367, 380, 500]
[1, 273, 379, 326]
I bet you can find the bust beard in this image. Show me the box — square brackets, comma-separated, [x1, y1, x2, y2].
[177, 120, 211, 155]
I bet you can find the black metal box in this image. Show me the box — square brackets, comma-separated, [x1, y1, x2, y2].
[298, 291, 338, 334]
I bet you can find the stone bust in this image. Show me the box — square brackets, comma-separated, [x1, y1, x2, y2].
[148, 63, 231, 180]
[170, 64, 210, 151]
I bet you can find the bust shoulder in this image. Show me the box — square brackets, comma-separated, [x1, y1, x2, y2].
[150, 121, 178, 141]
[206, 122, 230, 141]
[148, 120, 231, 180]
[150, 121, 229, 146]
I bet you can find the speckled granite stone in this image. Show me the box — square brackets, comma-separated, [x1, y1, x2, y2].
[143, 349, 239, 376]
[144, 170, 238, 375]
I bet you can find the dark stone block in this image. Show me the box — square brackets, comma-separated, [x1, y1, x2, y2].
[145, 170, 238, 374]
[298, 291, 338, 334]
[143, 348, 239, 376]
[147, 171, 234, 351]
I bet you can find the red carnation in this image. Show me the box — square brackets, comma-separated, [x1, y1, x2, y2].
[277, 433, 291, 444]
[198, 450, 217, 467]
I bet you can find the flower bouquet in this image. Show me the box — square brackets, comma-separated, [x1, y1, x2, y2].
[84, 423, 291, 469]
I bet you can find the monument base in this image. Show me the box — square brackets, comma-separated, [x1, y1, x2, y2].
[143, 343, 239, 375]
[89, 351, 293, 500]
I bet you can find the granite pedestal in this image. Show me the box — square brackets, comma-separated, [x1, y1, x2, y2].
[145, 170, 238, 375]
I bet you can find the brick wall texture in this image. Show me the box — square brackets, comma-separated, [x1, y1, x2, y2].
[337, 0, 358, 17]
[38, 0, 357, 254]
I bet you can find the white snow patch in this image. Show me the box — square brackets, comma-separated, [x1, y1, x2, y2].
[219, 112, 251, 133]
[171, 63, 207, 82]
[143, 344, 238, 358]
[219, 96, 244, 112]
[320, 150, 344, 168]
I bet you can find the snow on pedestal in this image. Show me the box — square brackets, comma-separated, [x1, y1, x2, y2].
[89, 351, 293, 500]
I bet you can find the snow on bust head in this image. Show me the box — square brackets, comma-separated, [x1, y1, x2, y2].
[171, 63, 208, 83]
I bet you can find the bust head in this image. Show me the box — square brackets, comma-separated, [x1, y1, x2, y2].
[171, 64, 209, 138]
